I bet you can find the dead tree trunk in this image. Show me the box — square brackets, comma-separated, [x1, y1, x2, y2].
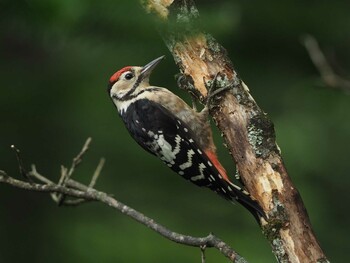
[141, 1, 329, 262]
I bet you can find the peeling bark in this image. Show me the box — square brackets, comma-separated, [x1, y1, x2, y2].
[141, 1, 329, 262]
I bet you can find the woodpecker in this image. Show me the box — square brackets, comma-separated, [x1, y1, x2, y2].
[108, 56, 264, 219]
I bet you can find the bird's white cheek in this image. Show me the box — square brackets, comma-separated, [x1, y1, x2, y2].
[111, 84, 127, 99]
[116, 90, 127, 98]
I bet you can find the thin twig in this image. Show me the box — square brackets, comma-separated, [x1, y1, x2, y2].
[68, 137, 92, 177]
[11, 145, 30, 181]
[28, 146, 101, 206]
[57, 137, 92, 205]
[302, 34, 350, 92]
[29, 164, 60, 201]
[201, 245, 206, 263]
[30, 165, 93, 206]
[30, 165, 51, 184]
[57, 159, 105, 206]
[89, 158, 105, 188]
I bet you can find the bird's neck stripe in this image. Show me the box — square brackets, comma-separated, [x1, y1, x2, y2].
[113, 87, 161, 101]
[119, 76, 143, 101]
[114, 88, 162, 114]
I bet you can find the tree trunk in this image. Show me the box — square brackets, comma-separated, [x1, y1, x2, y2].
[141, 1, 329, 262]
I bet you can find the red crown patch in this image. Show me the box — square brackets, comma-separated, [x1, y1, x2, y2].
[109, 66, 133, 84]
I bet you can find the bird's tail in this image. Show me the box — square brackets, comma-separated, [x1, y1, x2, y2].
[205, 150, 265, 221]
[226, 180, 266, 221]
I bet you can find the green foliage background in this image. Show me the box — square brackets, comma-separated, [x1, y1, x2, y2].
[1, 0, 349, 262]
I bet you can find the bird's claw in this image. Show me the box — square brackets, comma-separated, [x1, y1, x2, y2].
[205, 72, 231, 108]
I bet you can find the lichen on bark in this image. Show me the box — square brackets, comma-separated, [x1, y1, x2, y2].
[247, 113, 279, 159]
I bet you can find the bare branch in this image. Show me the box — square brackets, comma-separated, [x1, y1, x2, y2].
[302, 34, 350, 92]
[0, 173, 246, 262]
[1, 142, 247, 263]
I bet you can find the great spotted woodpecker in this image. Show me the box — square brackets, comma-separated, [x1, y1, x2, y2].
[108, 56, 264, 219]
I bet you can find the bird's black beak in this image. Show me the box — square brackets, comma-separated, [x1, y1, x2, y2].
[140, 55, 165, 80]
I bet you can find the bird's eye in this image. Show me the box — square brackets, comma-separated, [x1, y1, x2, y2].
[125, 73, 134, 80]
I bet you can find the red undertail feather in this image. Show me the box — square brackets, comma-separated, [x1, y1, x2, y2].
[204, 150, 230, 182]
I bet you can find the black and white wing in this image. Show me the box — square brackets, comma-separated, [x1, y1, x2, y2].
[120, 99, 264, 218]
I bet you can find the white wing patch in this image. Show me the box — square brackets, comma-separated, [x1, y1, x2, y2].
[179, 149, 195, 170]
[155, 134, 182, 166]
[190, 162, 206, 181]
[172, 135, 182, 157]
[156, 134, 176, 164]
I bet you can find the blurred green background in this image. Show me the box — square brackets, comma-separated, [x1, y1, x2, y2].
[1, 0, 349, 262]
